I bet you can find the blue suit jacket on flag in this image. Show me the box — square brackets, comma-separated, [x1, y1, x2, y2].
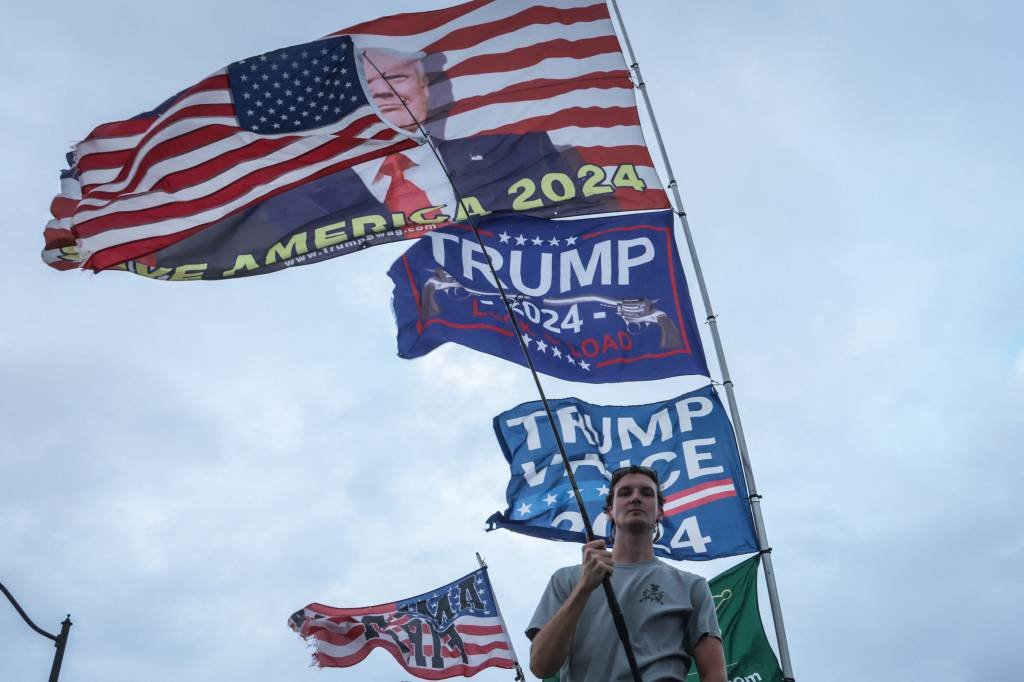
[486, 384, 759, 561]
[388, 210, 708, 383]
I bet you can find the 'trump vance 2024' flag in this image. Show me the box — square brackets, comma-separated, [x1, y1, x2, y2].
[389, 210, 708, 383]
[486, 384, 758, 560]
[289, 567, 517, 679]
[43, 0, 668, 279]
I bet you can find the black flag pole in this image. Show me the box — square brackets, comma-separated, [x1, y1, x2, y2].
[365, 54, 645, 682]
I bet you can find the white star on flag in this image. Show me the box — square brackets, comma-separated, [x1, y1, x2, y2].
[535, 339, 548, 352]
[544, 493, 558, 505]
[515, 235, 527, 245]
[498, 231, 511, 243]
[517, 502, 532, 516]
[531, 236, 544, 246]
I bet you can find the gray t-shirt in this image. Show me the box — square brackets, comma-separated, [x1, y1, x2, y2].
[527, 558, 720, 682]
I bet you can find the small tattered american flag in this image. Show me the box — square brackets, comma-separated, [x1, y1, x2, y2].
[289, 567, 518, 678]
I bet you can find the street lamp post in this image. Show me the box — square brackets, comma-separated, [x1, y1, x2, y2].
[0, 581, 72, 682]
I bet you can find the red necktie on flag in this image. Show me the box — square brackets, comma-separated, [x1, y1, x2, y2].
[379, 153, 441, 234]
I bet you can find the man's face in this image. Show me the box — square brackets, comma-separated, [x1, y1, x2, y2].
[609, 472, 663, 533]
[363, 52, 428, 131]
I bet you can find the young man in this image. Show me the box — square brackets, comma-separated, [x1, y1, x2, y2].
[527, 466, 728, 681]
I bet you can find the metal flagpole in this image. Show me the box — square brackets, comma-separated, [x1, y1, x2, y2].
[606, 1, 796, 679]
[364, 56, 644, 682]
[475, 553, 526, 681]
[0, 581, 73, 682]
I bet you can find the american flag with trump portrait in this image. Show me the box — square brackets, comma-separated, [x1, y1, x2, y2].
[42, 0, 669, 281]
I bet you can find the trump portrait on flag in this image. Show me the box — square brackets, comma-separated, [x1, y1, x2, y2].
[305, 45, 582, 231]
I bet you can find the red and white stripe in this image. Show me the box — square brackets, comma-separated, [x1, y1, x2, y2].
[45, 0, 665, 273]
[296, 608, 515, 679]
[663, 478, 740, 517]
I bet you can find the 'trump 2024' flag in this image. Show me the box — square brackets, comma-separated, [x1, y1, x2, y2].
[44, 0, 668, 279]
[289, 567, 517, 679]
[389, 210, 708, 383]
[486, 384, 758, 560]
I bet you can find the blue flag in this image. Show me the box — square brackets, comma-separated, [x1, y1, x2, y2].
[486, 385, 758, 561]
[387, 210, 708, 383]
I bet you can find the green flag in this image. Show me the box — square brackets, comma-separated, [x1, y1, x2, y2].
[687, 555, 783, 682]
[540, 555, 782, 682]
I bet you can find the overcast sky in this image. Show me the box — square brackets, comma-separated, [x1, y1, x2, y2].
[2, 1, 1022, 681]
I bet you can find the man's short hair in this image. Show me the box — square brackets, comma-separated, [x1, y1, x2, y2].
[604, 465, 665, 511]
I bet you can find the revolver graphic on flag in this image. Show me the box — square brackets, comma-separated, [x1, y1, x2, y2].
[543, 295, 684, 350]
[418, 267, 506, 324]
[419, 267, 462, 323]
[418, 271, 683, 350]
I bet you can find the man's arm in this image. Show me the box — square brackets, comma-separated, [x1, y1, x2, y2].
[528, 539, 613, 678]
[692, 634, 727, 682]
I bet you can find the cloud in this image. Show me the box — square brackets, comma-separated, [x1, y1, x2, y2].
[4, 1, 1023, 681]
[413, 345, 521, 396]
